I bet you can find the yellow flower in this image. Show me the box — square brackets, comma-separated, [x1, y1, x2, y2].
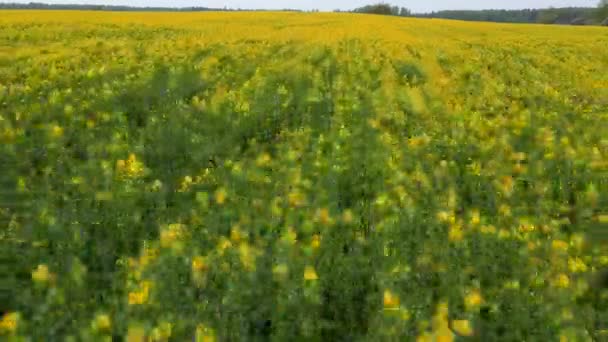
[436, 210, 451, 223]
[192, 256, 208, 273]
[304, 265, 318, 281]
[195, 324, 216, 342]
[239, 242, 257, 271]
[553, 273, 570, 288]
[504, 280, 520, 289]
[498, 176, 514, 197]
[596, 215, 608, 223]
[151, 321, 172, 341]
[217, 237, 232, 255]
[464, 290, 483, 311]
[50, 124, 64, 138]
[383, 289, 400, 310]
[498, 204, 511, 217]
[0, 312, 19, 334]
[287, 190, 306, 207]
[552, 240, 569, 252]
[399, 307, 411, 321]
[32, 264, 50, 284]
[480, 225, 496, 234]
[160, 223, 186, 250]
[92, 313, 112, 332]
[139, 246, 159, 268]
[256, 152, 271, 167]
[569, 233, 586, 251]
[214, 187, 227, 205]
[449, 222, 463, 242]
[116, 153, 145, 179]
[128, 281, 152, 305]
[498, 229, 511, 239]
[230, 225, 243, 242]
[567, 257, 587, 273]
[518, 218, 535, 233]
[126, 325, 147, 342]
[342, 209, 354, 224]
[416, 332, 434, 342]
[451, 320, 474, 336]
[272, 263, 289, 280]
[469, 209, 480, 226]
[435, 331, 454, 342]
[178, 175, 193, 192]
[311, 234, 321, 249]
[315, 208, 332, 226]
[281, 227, 297, 245]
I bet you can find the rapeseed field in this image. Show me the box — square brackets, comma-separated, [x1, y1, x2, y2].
[0, 10, 607, 341]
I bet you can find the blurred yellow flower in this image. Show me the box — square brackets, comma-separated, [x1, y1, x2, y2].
[217, 237, 232, 255]
[50, 124, 64, 138]
[552, 240, 569, 253]
[192, 256, 208, 273]
[451, 320, 474, 336]
[160, 223, 186, 249]
[287, 190, 306, 207]
[342, 209, 354, 224]
[0, 312, 19, 334]
[464, 290, 483, 311]
[195, 324, 216, 342]
[126, 325, 147, 342]
[498, 229, 511, 239]
[116, 153, 145, 179]
[239, 242, 257, 271]
[553, 273, 570, 288]
[469, 209, 480, 226]
[151, 321, 172, 341]
[416, 331, 434, 342]
[383, 289, 400, 310]
[568, 257, 587, 273]
[214, 187, 227, 205]
[272, 263, 289, 280]
[92, 313, 112, 332]
[304, 265, 318, 281]
[316, 208, 333, 226]
[596, 215, 608, 224]
[32, 264, 51, 284]
[311, 234, 321, 249]
[128, 281, 152, 305]
[256, 152, 272, 167]
[480, 225, 496, 234]
[281, 227, 297, 245]
[449, 222, 464, 242]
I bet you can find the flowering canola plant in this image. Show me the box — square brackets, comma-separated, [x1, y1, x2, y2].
[0, 9, 607, 341]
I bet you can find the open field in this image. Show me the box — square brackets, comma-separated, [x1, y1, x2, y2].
[1, 10, 607, 341]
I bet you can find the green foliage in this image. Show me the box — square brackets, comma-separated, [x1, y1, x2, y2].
[415, 7, 604, 25]
[1, 12, 608, 341]
[352, 3, 409, 17]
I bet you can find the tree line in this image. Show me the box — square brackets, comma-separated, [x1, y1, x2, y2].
[0, 2, 302, 12]
[351, 2, 608, 26]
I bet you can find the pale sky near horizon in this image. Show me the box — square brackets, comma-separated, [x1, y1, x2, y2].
[1, 0, 601, 13]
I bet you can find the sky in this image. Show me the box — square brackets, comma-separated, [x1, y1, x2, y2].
[1, 0, 601, 13]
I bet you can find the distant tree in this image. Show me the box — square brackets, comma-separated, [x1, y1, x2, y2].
[537, 7, 560, 24]
[598, 0, 608, 21]
[352, 3, 410, 16]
